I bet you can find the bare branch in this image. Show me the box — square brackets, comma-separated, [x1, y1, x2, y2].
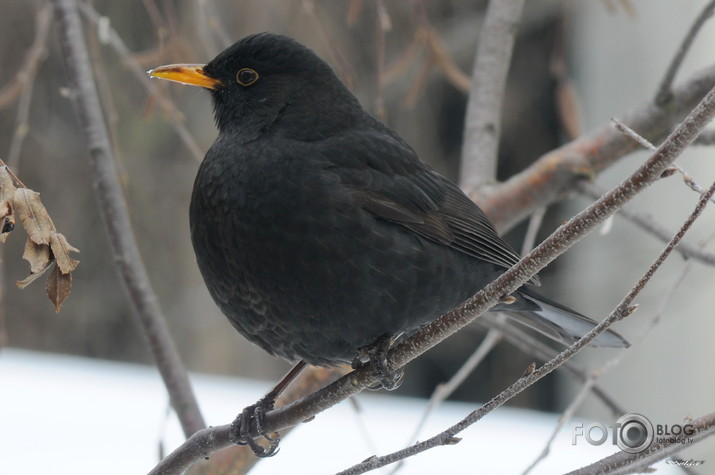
[336, 180, 715, 475]
[187, 366, 349, 475]
[578, 180, 715, 265]
[524, 245, 704, 473]
[422, 27, 470, 93]
[460, 0, 526, 190]
[51, 0, 205, 436]
[566, 411, 715, 475]
[521, 206, 547, 256]
[6, 5, 52, 169]
[406, 2, 471, 98]
[482, 318, 627, 417]
[477, 63, 715, 233]
[611, 117, 657, 151]
[404, 326, 502, 448]
[613, 117, 715, 204]
[0, 8, 50, 110]
[301, 0, 356, 89]
[195, 0, 232, 56]
[655, 0, 715, 106]
[522, 369, 600, 474]
[76, 0, 203, 161]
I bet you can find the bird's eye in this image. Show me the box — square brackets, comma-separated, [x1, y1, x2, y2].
[236, 68, 259, 86]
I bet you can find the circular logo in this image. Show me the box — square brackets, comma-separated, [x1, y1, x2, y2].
[616, 413, 654, 453]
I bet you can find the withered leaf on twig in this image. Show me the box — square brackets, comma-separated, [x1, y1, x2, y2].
[0, 161, 80, 311]
[19, 237, 51, 279]
[46, 264, 73, 313]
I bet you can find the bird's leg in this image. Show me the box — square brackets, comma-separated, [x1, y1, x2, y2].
[229, 360, 307, 457]
[353, 334, 404, 391]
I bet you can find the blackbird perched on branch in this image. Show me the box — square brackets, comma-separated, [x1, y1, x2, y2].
[149, 32, 627, 456]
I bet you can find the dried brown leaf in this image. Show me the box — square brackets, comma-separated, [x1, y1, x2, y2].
[0, 199, 13, 243]
[0, 166, 18, 201]
[0, 161, 79, 310]
[13, 188, 54, 245]
[22, 237, 51, 274]
[46, 264, 72, 312]
[0, 166, 18, 243]
[49, 232, 80, 274]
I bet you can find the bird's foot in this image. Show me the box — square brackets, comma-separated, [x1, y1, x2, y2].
[229, 395, 280, 457]
[228, 360, 307, 457]
[353, 334, 404, 391]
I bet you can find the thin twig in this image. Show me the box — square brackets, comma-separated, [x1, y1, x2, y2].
[52, 0, 205, 436]
[195, 0, 219, 56]
[0, 7, 50, 109]
[524, 238, 705, 473]
[476, 63, 715, 233]
[382, 31, 424, 86]
[521, 368, 601, 475]
[670, 164, 715, 203]
[349, 397, 380, 457]
[655, 0, 715, 106]
[423, 29, 471, 93]
[301, 0, 355, 89]
[204, 0, 232, 49]
[612, 117, 715, 204]
[406, 1, 471, 98]
[611, 117, 657, 151]
[76, 0, 203, 162]
[459, 0, 526, 190]
[399, 326, 502, 461]
[578, 180, 715, 265]
[521, 206, 547, 256]
[7, 5, 52, 169]
[337, 181, 715, 475]
[481, 318, 627, 417]
[566, 411, 715, 475]
[194, 0, 232, 56]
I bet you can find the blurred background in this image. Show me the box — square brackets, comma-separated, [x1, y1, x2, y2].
[1, 0, 714, 462]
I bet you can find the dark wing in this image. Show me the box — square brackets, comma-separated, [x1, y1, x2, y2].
[321, 126, 539, 285]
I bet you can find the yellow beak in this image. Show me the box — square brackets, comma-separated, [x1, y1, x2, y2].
[147, 63, 222, 90]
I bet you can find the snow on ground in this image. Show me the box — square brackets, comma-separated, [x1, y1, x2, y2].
[0, 349, 679, 474]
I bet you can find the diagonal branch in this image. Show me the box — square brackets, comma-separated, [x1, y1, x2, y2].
[654, 0, 715, 105]
[479, 1, 715, 232]
[76, 0, 203, 162]
[566, 411, 715, 475]
[336, 181, 715, 475]
[481, 319, 627, 417]
[51, 0, 205, 437]
[7, 4, 52, 169]
[524, 244, 706, 473]
[578, 180, 715, 265]
[477, 63, 715, 233]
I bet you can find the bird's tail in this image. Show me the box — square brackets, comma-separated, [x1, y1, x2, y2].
[493, 285, 629, 348]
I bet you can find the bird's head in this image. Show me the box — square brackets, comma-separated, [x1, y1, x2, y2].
[149, 32, 365, 142]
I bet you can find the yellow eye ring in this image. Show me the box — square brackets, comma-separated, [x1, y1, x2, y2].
[236, 68, 259, 86]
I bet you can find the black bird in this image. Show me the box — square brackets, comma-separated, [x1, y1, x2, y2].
[150, 32, 627, 453]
